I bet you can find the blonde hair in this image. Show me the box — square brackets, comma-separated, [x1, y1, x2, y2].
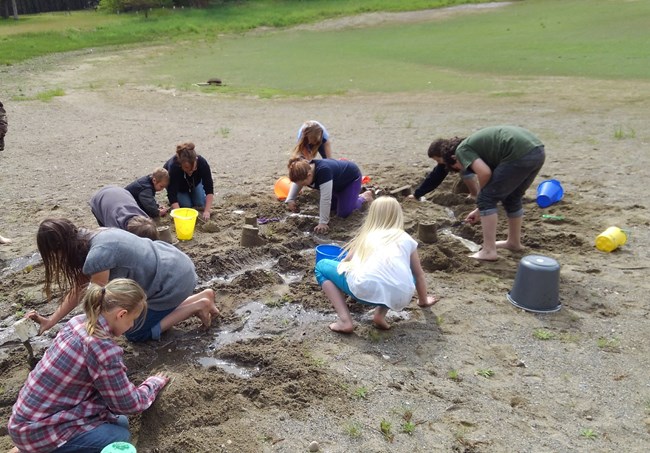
[339, 197, 405, 270]
[127, 216, 159, 240]
[288, 157, 311, 183]
[151, 167, 169, 183]
[83, 279, 147, 338]
[291, 121, 323, 160]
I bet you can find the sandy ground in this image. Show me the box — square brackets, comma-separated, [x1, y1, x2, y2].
[1, 5, 650, 453]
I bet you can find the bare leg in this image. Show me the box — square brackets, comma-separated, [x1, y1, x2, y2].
[373, 306, 390, 330]
[322, 281, 354, 333]
[496, 215, 525, 251]
[471, 213, 499, 261]
[159, 289, 219, 332]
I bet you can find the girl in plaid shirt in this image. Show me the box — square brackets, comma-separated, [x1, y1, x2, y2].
[8, 279, 169, 453]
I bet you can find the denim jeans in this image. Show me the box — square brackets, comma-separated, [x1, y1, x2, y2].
[52, 415, 130, 453]
[176, 181, 206, 208]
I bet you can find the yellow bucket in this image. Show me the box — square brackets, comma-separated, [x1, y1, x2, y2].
[595, 226, 627, 253]
[170, 208, 199, 241]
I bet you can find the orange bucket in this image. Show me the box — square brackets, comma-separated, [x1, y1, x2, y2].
[274, 176, 291, 201]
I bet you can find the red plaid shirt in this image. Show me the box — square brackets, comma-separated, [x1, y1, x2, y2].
[8, 315, 166, 453]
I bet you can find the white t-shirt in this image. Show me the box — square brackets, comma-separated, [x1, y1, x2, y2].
[339, 230, 418, 310]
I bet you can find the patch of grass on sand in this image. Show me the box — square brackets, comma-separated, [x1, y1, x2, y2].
[12, 88, 65, 102]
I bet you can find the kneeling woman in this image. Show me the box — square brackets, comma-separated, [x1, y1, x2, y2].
[29, 218, 219, 341]
[285, 157, 372, 234]
[163, 142, 214, 221]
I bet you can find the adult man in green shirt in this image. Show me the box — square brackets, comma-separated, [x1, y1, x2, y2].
[429, 125, 545, 261]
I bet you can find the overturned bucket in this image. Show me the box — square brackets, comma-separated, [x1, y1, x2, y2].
[507, 255, 561, 313]
[595, 226, 627, 252]
[536, 179, 564, 208]
[170, 208, 199, 241]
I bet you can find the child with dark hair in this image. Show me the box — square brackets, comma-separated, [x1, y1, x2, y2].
[89, 185, 159, 241]
[125, 167, 169, 218]
[9, 279, 169, 453]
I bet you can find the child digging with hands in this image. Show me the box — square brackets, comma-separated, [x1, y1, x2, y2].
[8, 279, 169, 453]
[314, 196, 438, 333]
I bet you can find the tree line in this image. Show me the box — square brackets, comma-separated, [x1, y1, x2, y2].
[0, 0, 217, 19]
[1, 0, 99, 18]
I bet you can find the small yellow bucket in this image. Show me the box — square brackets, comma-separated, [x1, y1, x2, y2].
[595, 226, 627, 252]
[170, 208, 199, 241]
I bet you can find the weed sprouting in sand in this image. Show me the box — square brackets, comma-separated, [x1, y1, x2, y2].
[476, 368, 494, 378]
[448, 369, 461, 381]
[400, 409, 416, 434]
[367, 329, 381, 343]
[533, 328, 554, 340]
[597, 337, 620, 352]
[401, 421, 416, 434]
[380, 419, 394, 442]
[353, 386, 368, 400]
[614, 125, 636, 139]
[345, 421, 362, 438]
[580, 428, 598, 440]
[219, 127, 230, 138]
[264, 294, 291, 308]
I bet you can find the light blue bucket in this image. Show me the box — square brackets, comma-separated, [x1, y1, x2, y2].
[315, 244, 347, 263]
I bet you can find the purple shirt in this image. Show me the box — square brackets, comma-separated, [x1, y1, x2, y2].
[8, 315, 166, 453]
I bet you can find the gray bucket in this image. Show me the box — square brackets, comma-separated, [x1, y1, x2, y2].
[507, 255, 561, 313]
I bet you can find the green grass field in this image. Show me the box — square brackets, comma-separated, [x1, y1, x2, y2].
[2, 0, 648, 96]
[143, 0, 650, 96]
[0, 0, 488, 64]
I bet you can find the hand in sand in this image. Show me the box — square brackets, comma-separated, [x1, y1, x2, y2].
[286, 200, 299, 212]
[26, 310, 54, 335]
[465, 208, 480, 225]
[314, 223, 329, 234]
[154, 372, 171, 387]
[0, 234, 11, 244]
[418, 295, 439, 307]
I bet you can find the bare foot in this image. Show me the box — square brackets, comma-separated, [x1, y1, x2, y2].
[470, 250, 498, 261]
[372, 315, 391, 330]
[360, 190, 374, 203]
[496, 240, 524, 251]
[329, 321, 354, 333]
[0, 235, 12, 244]
[197, 311, 212, 328]
[418, 295, 439, 307]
